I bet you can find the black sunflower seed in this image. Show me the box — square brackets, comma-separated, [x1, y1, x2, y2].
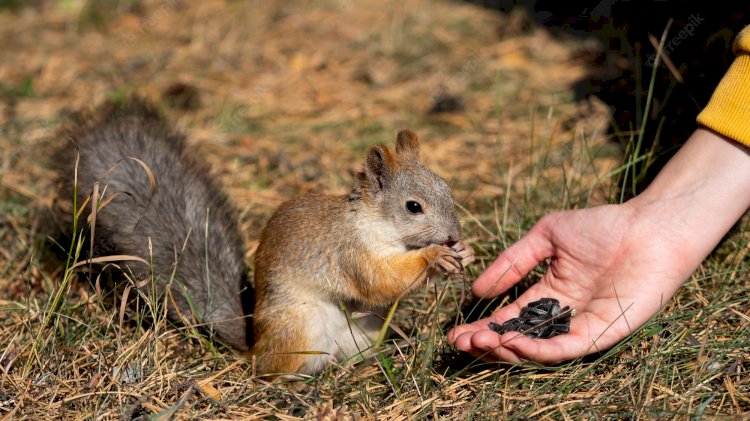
[487, 298, 574, 339]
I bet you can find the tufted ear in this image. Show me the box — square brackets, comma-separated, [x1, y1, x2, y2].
[395, 129, 420, 159]
[364, 144, 396, 193]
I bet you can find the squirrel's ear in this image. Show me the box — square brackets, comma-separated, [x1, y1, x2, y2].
[364, 144, 395, 192]
[395, 129, 420, 159]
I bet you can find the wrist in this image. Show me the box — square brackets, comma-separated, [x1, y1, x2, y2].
[627, 128, 750, 264]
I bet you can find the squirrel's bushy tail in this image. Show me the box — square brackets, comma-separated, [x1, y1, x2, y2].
[55, 97, 250, 350]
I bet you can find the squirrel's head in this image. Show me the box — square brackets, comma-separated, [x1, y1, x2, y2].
[350, 129, 462, 249]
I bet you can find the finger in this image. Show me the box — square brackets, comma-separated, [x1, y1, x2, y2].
[446, 335, 506, 363]
[447, 318, 485, 345]
[447, 283, 556, 345]
[450, 324, 526, 363]
[450, 287, 588, 362]
[469, 331, 528, 363]
[487, 282, 570, 322]
[456, 325, 578, 365]
[471, 214, 558, 298]
[451, 311, 625, 365]
[476, 313, 618, 364]
[447, 303, 526, 349]
[495, 332, 586, 364]
[447, 326, 474, 349]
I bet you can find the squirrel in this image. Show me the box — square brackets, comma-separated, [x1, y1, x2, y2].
[55, 97, 474, 376]
[252, 127, 475, 374]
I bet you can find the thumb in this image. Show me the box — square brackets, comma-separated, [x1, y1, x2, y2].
[472, 213, 557, 298]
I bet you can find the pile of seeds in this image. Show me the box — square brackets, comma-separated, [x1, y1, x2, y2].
[488, 298, 574, 339]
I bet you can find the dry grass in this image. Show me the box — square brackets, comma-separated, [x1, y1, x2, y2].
[0, 0, 748, 419]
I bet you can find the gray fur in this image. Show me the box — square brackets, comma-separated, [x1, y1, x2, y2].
[55, 99, 249, 350]
[378, 159, 462, 248]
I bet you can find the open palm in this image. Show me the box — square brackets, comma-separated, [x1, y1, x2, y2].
[448, 203, 698, 363]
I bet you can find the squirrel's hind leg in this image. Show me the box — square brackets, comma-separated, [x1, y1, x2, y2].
[251, 301, 338, 376]
[251, 299, 377, 376]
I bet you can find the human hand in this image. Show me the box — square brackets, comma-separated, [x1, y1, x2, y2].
[447, 204, 694, 363]
[448, 129, 750, 364]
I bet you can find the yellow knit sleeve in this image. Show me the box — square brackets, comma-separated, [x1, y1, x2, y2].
[696, 25, 750, 146]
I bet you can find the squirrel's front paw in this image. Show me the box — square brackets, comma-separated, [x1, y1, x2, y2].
[424, 244, 464, 275]
[451, 241, 475, 269]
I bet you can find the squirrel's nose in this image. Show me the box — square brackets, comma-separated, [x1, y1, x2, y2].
[446, 229, 460, 245]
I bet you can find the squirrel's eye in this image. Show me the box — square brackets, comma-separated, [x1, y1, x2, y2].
[406, 200, 423, 214]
